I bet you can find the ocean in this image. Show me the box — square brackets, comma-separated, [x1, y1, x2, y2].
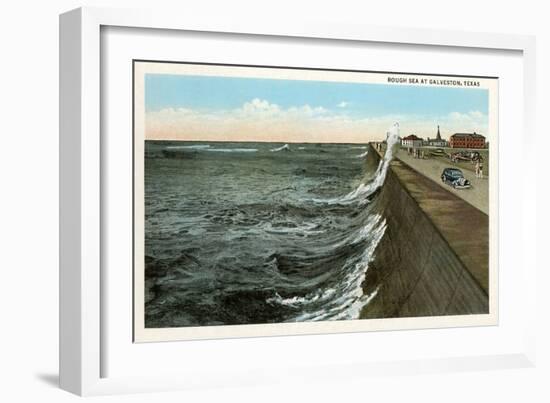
[144, 130, 399, 328]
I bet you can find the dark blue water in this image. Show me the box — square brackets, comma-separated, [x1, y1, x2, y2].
[144, 141, 387, 327]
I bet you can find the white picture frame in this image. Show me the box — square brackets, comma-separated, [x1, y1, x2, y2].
[59, 6, 537, 396]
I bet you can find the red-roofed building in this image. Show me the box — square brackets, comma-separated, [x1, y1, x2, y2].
[449, 132, 486, 149]
[401, 134, 423, 148]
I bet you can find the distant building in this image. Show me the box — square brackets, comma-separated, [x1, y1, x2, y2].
[401, 134, 423, 148]
[449, 132, 486, 149]
[427, 125, 447, 147]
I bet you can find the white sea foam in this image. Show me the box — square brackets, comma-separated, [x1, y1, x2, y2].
[267, 288, 336, 307]
[346, 213, 384, 245]
[288, 217, 387, 321]
[328, 123, 401, 205]
[262, 221, 324, 236]
[206, 148, 258, 153]
[271, 144, 290, 152]
[165, 144, 211, 150]
[355, 150, 369, 158]
[266, 213, 386, 321]
[164, 144, 258, 153]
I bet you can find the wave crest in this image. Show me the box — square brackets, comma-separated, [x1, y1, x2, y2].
[328, 123, 400, 205]
[267, 213, 387, 321]
[271, 144, 290, 152]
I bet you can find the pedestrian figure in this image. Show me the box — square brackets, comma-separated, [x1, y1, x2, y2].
[475, 160, 480, 178]
[479, 160, 484, 179]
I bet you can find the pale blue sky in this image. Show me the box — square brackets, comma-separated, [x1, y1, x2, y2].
[144, 73, 489, 142]
[145, 73, 488, 118]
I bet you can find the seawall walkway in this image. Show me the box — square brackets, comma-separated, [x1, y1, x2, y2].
[396, 149, 489, 214]
[360, 144, 489, 319]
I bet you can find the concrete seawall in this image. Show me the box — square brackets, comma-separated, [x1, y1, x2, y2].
[360, 144, 489, 319]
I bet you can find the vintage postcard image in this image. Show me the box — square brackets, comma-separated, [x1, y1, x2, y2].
[133, 61, 498, 342]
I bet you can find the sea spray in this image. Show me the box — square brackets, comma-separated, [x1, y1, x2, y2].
[278, 214, 387, 322]
[326, 122, 401, 205]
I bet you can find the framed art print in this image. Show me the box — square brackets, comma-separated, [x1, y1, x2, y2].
[132, 61, 498, 342]
[59, 7, 536, 396]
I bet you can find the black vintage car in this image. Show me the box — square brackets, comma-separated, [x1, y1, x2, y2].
[441, 168, 471, 189]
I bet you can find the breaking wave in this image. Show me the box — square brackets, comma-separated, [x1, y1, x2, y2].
[324, 122, 400, 206]
[165, 144, 211, 150]
[206, 148, 258, 153]
[165, 144, 258, 153]
[144, 126, 399, 327]
[266, 213, 386, 321]
[271, 144, 291, 152]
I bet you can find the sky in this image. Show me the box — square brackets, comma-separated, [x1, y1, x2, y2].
[144, 73, 489, 143]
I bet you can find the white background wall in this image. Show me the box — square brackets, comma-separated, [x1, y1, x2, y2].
[0, 0, 547, 401]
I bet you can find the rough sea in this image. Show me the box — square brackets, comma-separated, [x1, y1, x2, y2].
[144, 128, 399, 328]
